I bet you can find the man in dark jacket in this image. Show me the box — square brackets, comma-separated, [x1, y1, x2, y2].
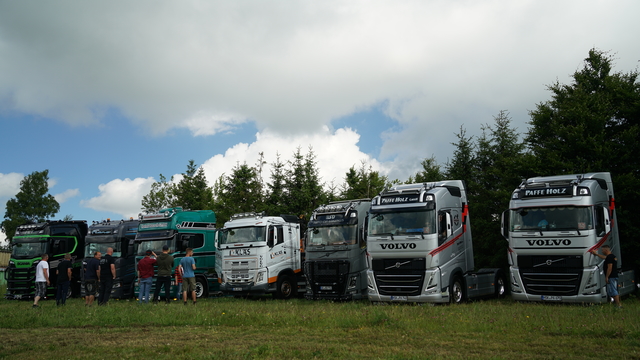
[153, 245, 174, 304]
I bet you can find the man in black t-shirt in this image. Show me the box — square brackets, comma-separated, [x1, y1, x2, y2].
[84, 251, 101, 306]
[56, 253, 73, 306]
[590, 245, 622, 308]
[98, 247, 116, 305]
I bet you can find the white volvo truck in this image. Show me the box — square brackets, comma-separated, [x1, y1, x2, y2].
[216, 213, 305, 299]
[502, 172, 636, 303]
[367, 181, 505, 304]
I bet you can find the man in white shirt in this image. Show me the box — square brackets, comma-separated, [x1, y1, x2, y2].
[33, 253, 50, 308]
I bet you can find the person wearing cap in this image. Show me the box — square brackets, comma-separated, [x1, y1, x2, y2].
[153, 245, 174, 304]
[137, 250, 156, 304]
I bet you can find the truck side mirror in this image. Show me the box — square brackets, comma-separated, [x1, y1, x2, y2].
[267, 227, 275, 248]
[501, 210, 509, 240]
[603, 208, 611, 235]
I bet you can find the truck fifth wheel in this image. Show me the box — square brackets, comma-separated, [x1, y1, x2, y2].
[367, 181, 504, 304]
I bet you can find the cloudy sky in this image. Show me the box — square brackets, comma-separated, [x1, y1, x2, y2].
[1, 1, 639, 243]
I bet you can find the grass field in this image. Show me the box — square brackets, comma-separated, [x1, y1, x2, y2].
[0, 292, 638, 360]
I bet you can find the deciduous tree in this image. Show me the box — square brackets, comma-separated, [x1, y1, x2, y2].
[1, 170, 60, 240]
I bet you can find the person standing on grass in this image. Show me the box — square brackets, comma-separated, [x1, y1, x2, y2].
[98, 247, 116, 306]
[137, 250, 156, 304]
[590, 245, 622, 308]
[174, 264, 183, 300]
[153, 245, 174, 304]
[33, 253, 50, 308]
[84, 251, 101, 306]
[56, 253, 72, 306]
[179, 248, 197, 305]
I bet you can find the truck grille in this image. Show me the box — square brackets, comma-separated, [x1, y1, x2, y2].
[305, 260, 350, 296]
[5, 266, 37, 299]
[372, 258, 425, 296]
[517, 255, 583, 296]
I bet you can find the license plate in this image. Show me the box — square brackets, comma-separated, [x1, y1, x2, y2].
[541, 295, 562, 301]
[390, 296, 407, 301]
[14, 295, 22, 300]
[233, 287, 243, 291]
[320, 286, 333, 290]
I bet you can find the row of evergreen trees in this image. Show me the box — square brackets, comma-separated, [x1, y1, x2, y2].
[143, 49, 640, 272]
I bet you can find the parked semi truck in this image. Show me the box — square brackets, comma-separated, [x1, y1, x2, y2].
[501, 172, 636, 303]
[216, 212, 305, 299]
[135, 207, 219, 299]
[83, 219, 139, 299]
[305, 199, 371, 300]
[5, 220, 88, 300]
[367, 181, 505, 304]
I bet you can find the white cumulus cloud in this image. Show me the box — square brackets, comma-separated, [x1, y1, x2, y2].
[0, 172, 23, 198]
[81, 177, 156, 218]
[54, 188, 80, 204]
[201, 127, 385, 190]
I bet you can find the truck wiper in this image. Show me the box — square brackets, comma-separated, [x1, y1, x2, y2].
[406, 230, 425, 239]
[376, 233, 394, 240]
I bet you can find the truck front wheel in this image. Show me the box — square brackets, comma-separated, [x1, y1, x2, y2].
[450, 276, 465, 304]
[195, 276, 209, 298]
[275, 275, 294, 300]
[494, 272, 506, 298]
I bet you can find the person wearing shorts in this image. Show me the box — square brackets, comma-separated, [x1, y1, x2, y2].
[33, 253, 50, 308]
[179, 248, 197, 305]
[84, 251, 101, 306]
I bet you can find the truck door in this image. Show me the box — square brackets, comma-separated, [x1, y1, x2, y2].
[266, 225, 287, 275]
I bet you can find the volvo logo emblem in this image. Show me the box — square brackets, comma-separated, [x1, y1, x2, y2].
[546, 260, 552, 266]
[386, 260, 411, 270]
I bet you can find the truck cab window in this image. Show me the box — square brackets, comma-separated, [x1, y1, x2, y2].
[277, 226, 284, 245]
[438, 211, 448, 244]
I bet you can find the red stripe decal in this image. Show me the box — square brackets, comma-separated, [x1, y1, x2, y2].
[429, 232, 463, 256]
[587, 231, 610, 253]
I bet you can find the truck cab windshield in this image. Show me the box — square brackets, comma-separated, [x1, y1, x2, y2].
[510, 206, 593, 231]
[369, 210, 436, 236]
[136, 238, 174, 256]
[219, 226, 266, 245]
[307, 225, 357, 246]
[11, 239, 48, 259]
[85, 239, 122, 257]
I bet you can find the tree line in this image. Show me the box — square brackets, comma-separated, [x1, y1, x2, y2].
[3, 49, 639, 271]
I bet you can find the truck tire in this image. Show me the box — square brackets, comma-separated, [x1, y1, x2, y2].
[195, 276, 209, 298]
[275, 275, 294, 300]
[494, 271, 506, 298]
[449, 276, 465, 304]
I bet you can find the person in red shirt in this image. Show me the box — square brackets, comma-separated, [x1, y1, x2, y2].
[174, 266, 183, 300]
[137, 250, 156, 304]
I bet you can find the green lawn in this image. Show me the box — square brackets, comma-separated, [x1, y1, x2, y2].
[0, 294, 638, 359]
